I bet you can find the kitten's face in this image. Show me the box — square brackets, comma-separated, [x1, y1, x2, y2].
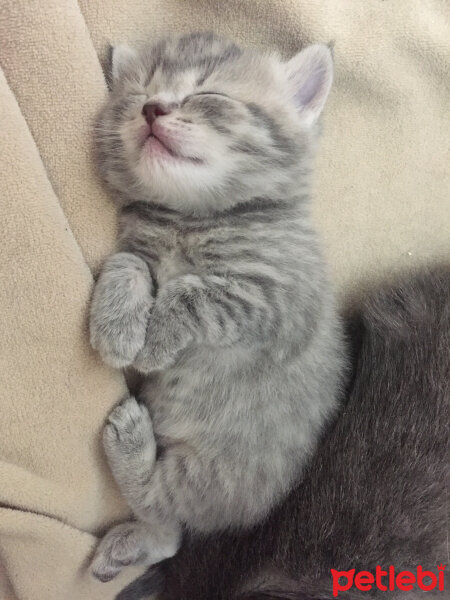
[97, 32, 333, 213]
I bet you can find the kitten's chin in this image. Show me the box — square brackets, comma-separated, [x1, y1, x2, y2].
[142, 135, 204, 166]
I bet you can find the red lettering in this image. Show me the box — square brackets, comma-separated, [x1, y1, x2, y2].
[331, 569, 355, 597]
[389, 566, 395, 590]
[375, 566, 388, 591]
[396, 571, 415, 591]
[438, 564, 446, 591]
[417, 566, 437, 591]
[332, 565, 445, 595]
[355, 571, 374, 591]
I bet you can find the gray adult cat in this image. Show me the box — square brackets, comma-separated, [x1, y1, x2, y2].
[89, 32, 346, 582]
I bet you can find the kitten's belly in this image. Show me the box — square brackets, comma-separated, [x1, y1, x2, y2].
[142, 343, 324, 454]
[144, 346, 257, 433]
[144, 345, 253, 417]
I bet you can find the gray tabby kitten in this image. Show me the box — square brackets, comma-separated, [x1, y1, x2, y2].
[89, 32, 346, 583]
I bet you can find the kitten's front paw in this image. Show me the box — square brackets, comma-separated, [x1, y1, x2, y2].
[90, 252, 154, 369]
[132, 317, 191, 374]
[91, 324, 144, 370]
[103, 397, 154, 464]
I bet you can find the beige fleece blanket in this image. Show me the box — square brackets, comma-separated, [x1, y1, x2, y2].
[0, 1, 449, 598]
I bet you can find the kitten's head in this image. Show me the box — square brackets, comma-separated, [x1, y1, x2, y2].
[97, 32, 333, 213]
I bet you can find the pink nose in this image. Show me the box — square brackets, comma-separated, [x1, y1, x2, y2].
[142, 103, 169, 125]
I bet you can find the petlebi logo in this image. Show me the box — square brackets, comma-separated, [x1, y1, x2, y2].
[330, 564, 446, 597]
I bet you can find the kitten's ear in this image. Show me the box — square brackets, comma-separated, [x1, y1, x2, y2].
[109, 44, 138, 83]
[285, 44, 333, 126]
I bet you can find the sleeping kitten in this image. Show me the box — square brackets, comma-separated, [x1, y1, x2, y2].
[118, 267, 450, 600]
[89, 32, 346, 582]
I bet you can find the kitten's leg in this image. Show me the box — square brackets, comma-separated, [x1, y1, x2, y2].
[90, 252, 153, 368]
[103, 397, 181, 531]
[96, 397, 181, 580]
[102, 396, 157, 504]
[91, 519, 179, 583]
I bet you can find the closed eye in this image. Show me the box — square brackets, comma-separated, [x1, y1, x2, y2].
[195, 91, 230, 98]
[181, 91, 231, 107]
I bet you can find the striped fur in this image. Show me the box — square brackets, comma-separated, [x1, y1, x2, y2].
[89, 33, 346, 583]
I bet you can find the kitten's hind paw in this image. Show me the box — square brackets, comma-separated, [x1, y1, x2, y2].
[91, 522, 149, 582]
[103, 396, 154, 461]
[91, 520, 180, 583]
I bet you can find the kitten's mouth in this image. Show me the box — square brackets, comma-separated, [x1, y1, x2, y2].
[143, 133, 203, 165]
